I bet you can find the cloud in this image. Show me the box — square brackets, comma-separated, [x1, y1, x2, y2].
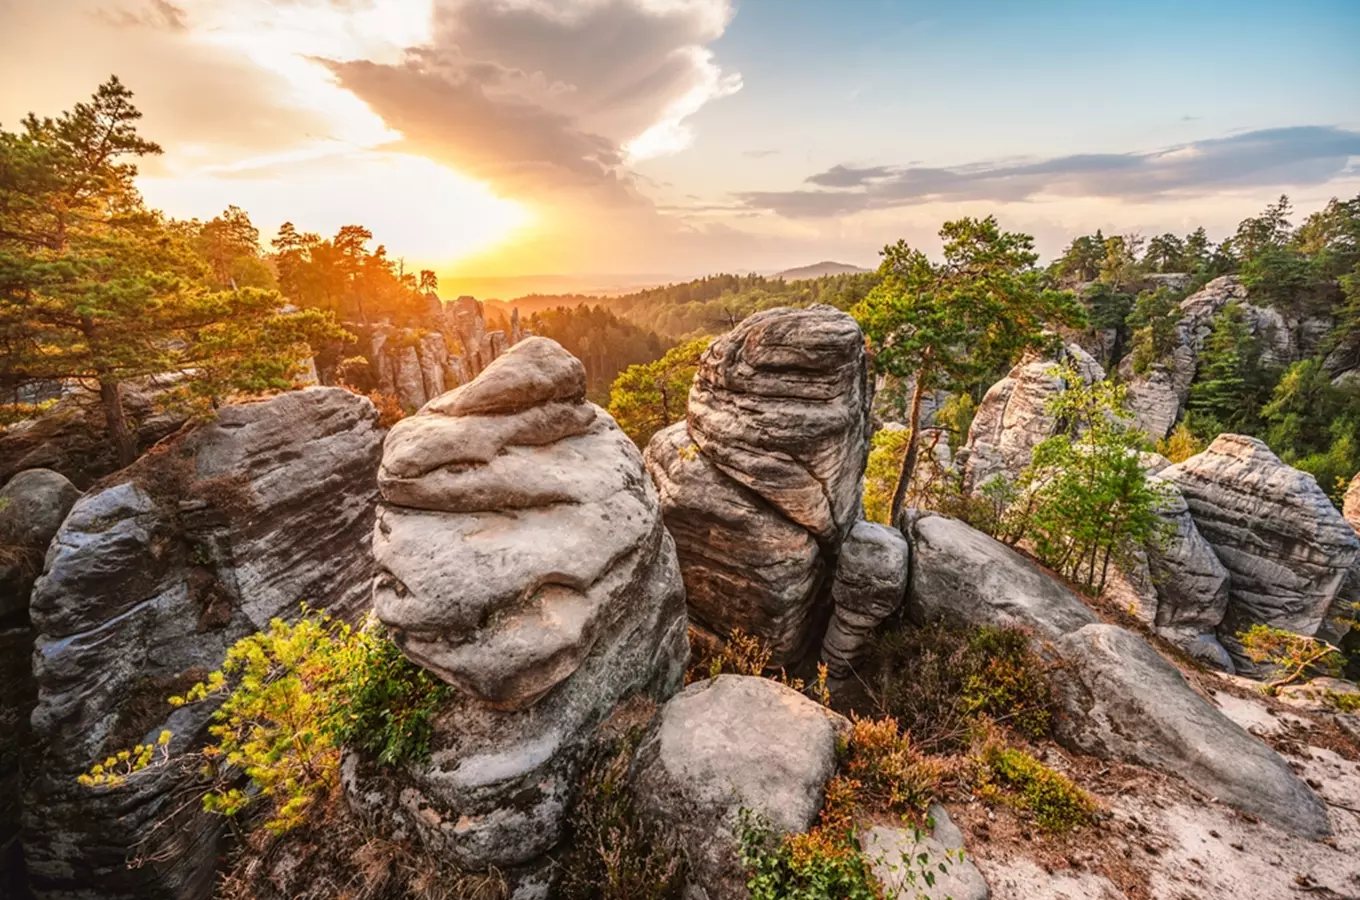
[327, 0, 739, 200]
[740, 126, 1360, 218]
[94, 0, 187, 31]
[743, 148, 780, 158]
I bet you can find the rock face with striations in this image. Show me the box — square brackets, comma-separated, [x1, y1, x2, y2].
[1053, 623, 1330, 839]
[0, 469, 80, 620]
[645, 306, 872, 664]
[821, 521, 910, 678]
[1161, 434, 1359, 672]
[357, 337, 688, 892]
[633, 675, 849, 900]
[22, 387, 383, 900]
[960, 343, 1104, 493]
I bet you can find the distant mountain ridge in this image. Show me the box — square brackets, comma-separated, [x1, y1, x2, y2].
[772, 261, 871, 280]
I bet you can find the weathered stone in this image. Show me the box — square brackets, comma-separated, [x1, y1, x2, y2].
[821, 521, 909, 678]
[646, 423, 825, 662]
[1053, 624, 1329, 840]
[0, 469, 79, 620]
[907, 513, 1098, 639]
[633, 675, 848, 900]
[1143, 473, 1232, 660]
[1124, 363, 1181, 441]
[687, 305, 872, 546]
[861, 804, 989, 900]
[1161, 435, 1359, 672]
[23, 387, 383, 900]
[962, 343, 1103, 492]
[359, 337, 688, 882]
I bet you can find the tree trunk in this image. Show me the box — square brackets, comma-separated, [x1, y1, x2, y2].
[100, 378, 136, 467]
[889, 370, 929, 526]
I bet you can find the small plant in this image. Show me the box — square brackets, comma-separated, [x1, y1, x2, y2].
[690, 628, 807, 692]
[81, 610, 451, 836]
[975, 738, 1095, 833]
[843, 716, 950, 817]
[739, 803, 880, 900]
[557, 731, 687, 900]
[1238, 624, 1346, 691]
[872, 622, 1054, 753]
[1156, 421, 1203, 463]
[1325, 690, 1360, 713]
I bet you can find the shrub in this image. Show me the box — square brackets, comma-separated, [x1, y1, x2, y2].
[739, 802, 880, 900]
[1156, 421, 1203, 463]
[82, 611, 450, 835]
[842, 716, 950, 817]
[557, 730, 687, 900]
[872, 622, 1054, 753]
[975, 739, 1095, 833]
[864, 426, 910, 525]
[1238, 624, 1346, 691]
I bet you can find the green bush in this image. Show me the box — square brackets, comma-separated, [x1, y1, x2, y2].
[872, 622, 1054, 753]
[976, 742, 1095, 833]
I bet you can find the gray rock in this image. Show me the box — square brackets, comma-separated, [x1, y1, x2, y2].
[0, 469, 79, 620]
[358, 336, 688, 879]
[1053, 624, 1329, 840]
[1124, 363, 1181, 441]
[907, 514, 1098, 639]
[632, 675, 848, 900]
[1161, 434, 1359, 672]
[646, 423, 824, 662]
[1143, 473, 1232, 660]
[687, 305, 872, 546]
[962, 344, 1103, 493]
[23, 387, 383, 900]
[821, 521, 909, 678]
[860, 804, 989, 900]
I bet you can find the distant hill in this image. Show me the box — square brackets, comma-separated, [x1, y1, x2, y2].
[773, 261, 871, 281]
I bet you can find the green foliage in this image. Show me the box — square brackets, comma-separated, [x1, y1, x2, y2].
[975, 741, 1095, 833]
[1052, 231, 1106, 284]
[1186, 303, 1278, 441]
[853, 216, 1085, 522]
[608, 336, 711, 447]
[0, 78, 348, 463]
[558, 728, 687, 900]
[1261, 358, 1360, 501]
[1020, 369, 1169, 595]
[1238, 624, 1347, 691]
[842, 715, 950, 818]
[1156, 421, 1204, 464]
[873, 622, 1054, 754]
[739, 806, 880, 900]
[863, 427, 910, 525]
[78, 729, 172, 788]
[1144, 233, 1187, 273]
[524, 304, 667, 400]
[83, 612, 449, 836]
[332, 629, 452, 767]
[1127, 286, 1183, 375]
[271, 221, 431, 326]
[935, 392, 977, 450]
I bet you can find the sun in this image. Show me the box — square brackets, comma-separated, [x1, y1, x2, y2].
[138, 151, 532, 269]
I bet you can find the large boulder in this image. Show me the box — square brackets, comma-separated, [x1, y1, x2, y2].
[0, 469, 79, 890]
[647, 423, 825, 661]
[907, 513, 1098, 639]
[22, 387, 383, 900]
[961, 343, 1103, 493]
[860, 805, 989, 900]
[1161, 435, 1359, 671]
[645, 305, 872, 664]
[0, 469, 79, 620]
[1053, 624, 1330, 840]
[357, 337, 688, 889]
[632, 675, 848, 900]
[821, 520, 909, 678]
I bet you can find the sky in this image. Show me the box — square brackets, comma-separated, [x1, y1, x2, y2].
[1, 0, 1358, 287]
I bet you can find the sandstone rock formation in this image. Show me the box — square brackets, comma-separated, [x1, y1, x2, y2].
[0, 469, 79, 620]
[646, 305, 872, 664]
[861, 805, 989, 900]
[821, 521, 909, 678]
[359, 337, 688, 891]
[633, 675, 849, 900]
[907, 513, 1098, 639]
[1123, 276, 1302, 440]
[1053, 624, 1330, 839]
[1161, 435, 1359, 671]
[960, 343, 1103, 492]
[22, 387, 383, 900]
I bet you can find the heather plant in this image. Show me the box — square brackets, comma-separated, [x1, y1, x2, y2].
[1238, 624, 1347, 691]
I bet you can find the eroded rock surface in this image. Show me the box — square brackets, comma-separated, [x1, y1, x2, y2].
[907, 513, 1098, 639]
[645, 305, 872, 664]
[1053, 624, 1329, 840]
[861, 805, 989, 900]
[821, 521, 909, 678]
[23, 387, 383, 900]
[632, 675, 848, 900]
[1161, 434, 1359, 671]
[358, 337, 688, 888]
[962, 343, 1103, 493]
[0, 469, 79, 620]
